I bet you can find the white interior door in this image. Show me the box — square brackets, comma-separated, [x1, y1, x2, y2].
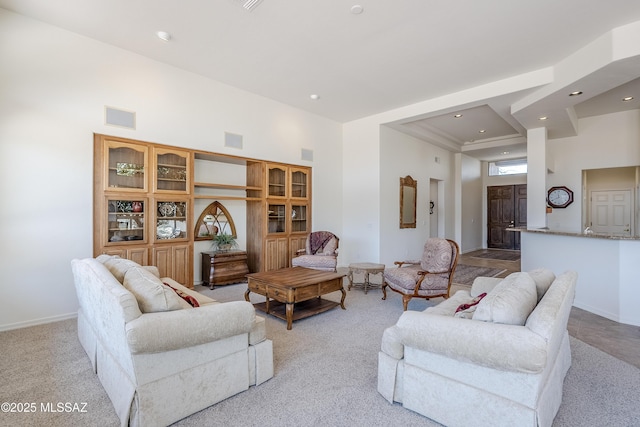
[590, 190, 632, 236]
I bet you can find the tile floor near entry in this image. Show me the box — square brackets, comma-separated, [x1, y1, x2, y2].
[460, 249, 640, 369]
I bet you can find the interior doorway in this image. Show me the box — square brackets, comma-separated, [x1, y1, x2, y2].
[487, 184, 527, 249]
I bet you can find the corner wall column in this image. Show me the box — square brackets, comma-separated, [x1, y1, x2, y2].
[527, 127, 547, 228]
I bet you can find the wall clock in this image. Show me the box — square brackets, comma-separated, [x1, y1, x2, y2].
[547, 186, 574, 208]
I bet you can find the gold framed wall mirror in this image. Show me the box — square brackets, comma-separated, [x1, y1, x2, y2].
[400, 175, 417, 229]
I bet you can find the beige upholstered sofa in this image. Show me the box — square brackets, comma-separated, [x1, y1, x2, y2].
[378, 269, 577, 427]
[71, 255, 273, 427]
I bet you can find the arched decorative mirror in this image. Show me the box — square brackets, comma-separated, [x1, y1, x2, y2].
[400, 175, 417, 229]
[194, 201, 237, 241]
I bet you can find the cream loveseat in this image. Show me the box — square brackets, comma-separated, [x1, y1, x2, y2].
[71, 255, 273, 427]
[378, 269, 577, 427]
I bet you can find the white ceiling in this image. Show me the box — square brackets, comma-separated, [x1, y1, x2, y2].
[2, 0, 640, 161]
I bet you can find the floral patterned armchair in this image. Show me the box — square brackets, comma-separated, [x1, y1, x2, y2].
[382, 238, 459, 310]
[291, 231, 339, 272]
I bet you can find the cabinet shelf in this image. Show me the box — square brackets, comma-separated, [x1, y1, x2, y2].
[193, 195, 262, 201]
[194, 182, 261, 191]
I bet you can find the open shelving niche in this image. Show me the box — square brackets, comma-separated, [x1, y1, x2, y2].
[192, 152, 263, 282]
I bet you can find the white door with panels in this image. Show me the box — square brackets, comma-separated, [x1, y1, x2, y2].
[590, 190, 632, 237]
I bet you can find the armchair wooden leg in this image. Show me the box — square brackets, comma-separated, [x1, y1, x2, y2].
[402, 295, 410, 311]
[381, 283, 387, 300]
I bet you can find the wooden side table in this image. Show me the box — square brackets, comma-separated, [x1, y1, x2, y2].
[201, 250, 249, 290]
[348, 262, 385, 294]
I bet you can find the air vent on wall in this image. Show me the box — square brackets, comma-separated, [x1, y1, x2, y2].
[301, 148, 313, 161]
[224, 132, 243, 149]
[105, 106, 136, 129]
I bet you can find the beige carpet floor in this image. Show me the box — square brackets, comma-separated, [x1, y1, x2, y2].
[1, 281, 638, 426]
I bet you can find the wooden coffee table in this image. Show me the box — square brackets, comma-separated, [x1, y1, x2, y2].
[245, 267, 346, 330]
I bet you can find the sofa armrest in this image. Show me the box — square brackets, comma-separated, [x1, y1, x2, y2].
[396, 311, 547, 373]
[126, 301, 255, 354]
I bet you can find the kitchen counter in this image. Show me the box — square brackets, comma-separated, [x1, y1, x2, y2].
[516, 229, 640, 326]
[511, 227, 640, 240]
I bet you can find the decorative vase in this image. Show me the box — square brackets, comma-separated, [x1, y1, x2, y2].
[132, 201, 143, 212]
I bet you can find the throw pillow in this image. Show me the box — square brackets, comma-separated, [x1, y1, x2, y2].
[164, 282, 200, 308]
[454, 293, 487, 319]
[104, 257, 140, 283]
[123, 267, 185, 313]
[472, 272, 537, 325]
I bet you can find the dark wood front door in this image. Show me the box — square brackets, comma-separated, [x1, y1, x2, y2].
[487, 184, 527, 249]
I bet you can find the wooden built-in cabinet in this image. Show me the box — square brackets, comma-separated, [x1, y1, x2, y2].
[94, 134, 312, 285]
[94, 134, 193, 287]
[247, 164, 311, 272]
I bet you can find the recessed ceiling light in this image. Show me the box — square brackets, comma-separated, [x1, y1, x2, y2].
[569, 91, 583, 96]
[478, 129, 486, 133]
[539, 116, 548, 121]
[454, 114, 463, 118]
[309, 94, 320, 100]
[156, 31, 171, 42]
[622, 96, 634, 102]
[502, 151, 510, 155]
[351, 5, 364, 14]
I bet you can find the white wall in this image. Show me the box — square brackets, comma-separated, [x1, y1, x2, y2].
[461, 154, 483, 252]
[341, 118, 381, 266]
[378, 126, 454, 266]
[522, 232, 640, 326]
[0, 10, 342, 330]
[546, 110, 640, 232]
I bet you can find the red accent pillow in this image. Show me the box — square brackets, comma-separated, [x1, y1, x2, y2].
[163, 282, 200, 307]
[455, 292, 487, 313]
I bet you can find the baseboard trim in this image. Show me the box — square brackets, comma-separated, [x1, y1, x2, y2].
[0, 312, 78, 332]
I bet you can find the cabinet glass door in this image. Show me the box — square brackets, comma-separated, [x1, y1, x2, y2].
[290, 168, 308, 199]
[106, 198, 146, 244]
[106, 141, 148, 191]
[155, 148, 189, 193]
[291, 204, 308, 233]
[268, 203, 286, 233]
[268, 165, 287, 198]
[155, 200, 188, 241]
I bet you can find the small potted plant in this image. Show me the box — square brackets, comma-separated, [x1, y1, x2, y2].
[212, 233, 238, 252]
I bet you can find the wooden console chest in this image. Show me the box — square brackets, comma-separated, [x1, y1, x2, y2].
[201, 250, 249, 289]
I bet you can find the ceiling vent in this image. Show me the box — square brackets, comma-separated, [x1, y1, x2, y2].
[234, 0, 264, 11]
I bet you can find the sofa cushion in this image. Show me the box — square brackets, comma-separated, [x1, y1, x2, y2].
[162, 277, 218, 306]
[123, 267, 186, 313]
[104, 257, 141, 283]
[164, 282, 200, 307]
[472, 272, 537, 325]
[454, 292, 487, 319]
[528, 268, 555, 302]
[95, 253, 114, 264]
[142, 265, 160, 278]
[424, 290, 471, 316]
[470, 276, 503, 298]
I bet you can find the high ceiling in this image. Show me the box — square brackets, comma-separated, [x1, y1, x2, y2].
[2, 0, 640, 160]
